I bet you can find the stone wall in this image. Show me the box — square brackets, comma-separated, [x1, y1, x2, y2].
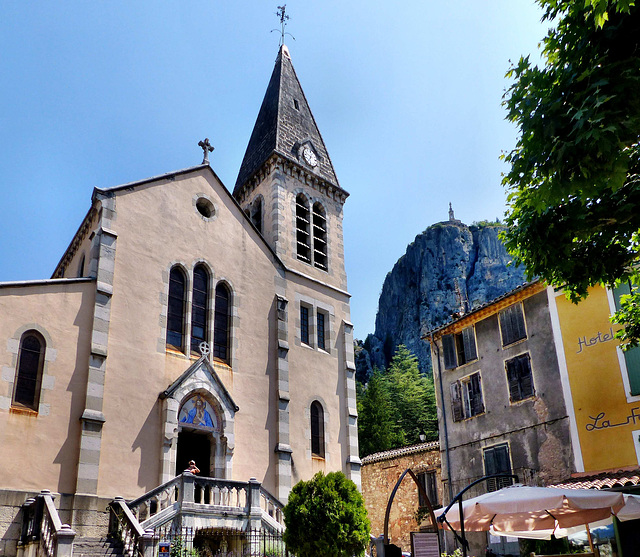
[360, 442, 441, 553]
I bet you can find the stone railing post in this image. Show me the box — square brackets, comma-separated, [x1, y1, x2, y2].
[180, 472, 195, 504]
[247, 478, 262, 553]
[138, 529, 155, 557]
[54, 524, 76, 557]
[248, 478, 262, 529]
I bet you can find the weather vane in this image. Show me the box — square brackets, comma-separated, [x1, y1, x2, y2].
[272, 5, 295, 46]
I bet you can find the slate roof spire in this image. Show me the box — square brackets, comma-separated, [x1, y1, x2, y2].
[234, 45, 340, 195]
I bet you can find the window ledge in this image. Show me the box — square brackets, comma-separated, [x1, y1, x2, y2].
[502, 337, 528, 350]
[509, 395, 536, 405]
[10, 406, 38, 416]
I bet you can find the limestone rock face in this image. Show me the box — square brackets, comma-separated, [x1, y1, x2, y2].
[357, 221, 528, 379]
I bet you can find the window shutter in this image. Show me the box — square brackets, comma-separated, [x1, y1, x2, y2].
[484, 447, 498, 491]
[506, 359, 520, 402]
[426, 471, 439, 507]
[513, 305, 526, 341]
[500, 304, 527, 346]
[470, 373, 484, 415]
[519, 354, 535, 399]
[443, 335, 457, 369]
[462, 327, 477, 362]
[499, 309, 513, 346]
[450, 381, 463, 422]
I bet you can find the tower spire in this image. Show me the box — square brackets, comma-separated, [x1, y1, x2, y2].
[234, 44, 342, 196]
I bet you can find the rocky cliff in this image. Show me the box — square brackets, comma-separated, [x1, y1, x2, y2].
[356, 220, 528, 381]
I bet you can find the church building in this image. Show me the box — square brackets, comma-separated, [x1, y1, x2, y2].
[0, 44, 360, 552]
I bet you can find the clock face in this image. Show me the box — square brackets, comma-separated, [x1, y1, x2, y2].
[303, 146, 318, 167]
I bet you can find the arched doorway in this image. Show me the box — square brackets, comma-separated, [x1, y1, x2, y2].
[176, 393, 222, 477]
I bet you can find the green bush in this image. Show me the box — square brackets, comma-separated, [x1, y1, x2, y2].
[283, 471, 370, 557]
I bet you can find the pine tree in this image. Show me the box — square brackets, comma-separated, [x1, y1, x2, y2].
[356, 346, 438, 457]
[357, 369, 403, 457]
[385, 345, 438, 445]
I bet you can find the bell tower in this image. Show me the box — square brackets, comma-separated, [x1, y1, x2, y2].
[233, 45, 349, 292]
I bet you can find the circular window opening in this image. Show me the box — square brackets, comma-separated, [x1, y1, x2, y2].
[196, 198, 214, 218]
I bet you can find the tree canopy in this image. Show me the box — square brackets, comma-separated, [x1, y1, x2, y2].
[502, 0, 640, 344]
[357, 345, 438, 457]
[283, 471, 370, 557]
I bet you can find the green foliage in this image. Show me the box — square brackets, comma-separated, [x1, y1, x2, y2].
[501, 0, 640, 342]
[519, 535, 571, 555]
[283, 471, 370, 557]
[170, 537, 200, 557]
[357, 346, 438, 457]
[357, 368, 404, 456]
[385, 346, 438, 445]
[440, 550, 464, 557]
[470, 219, 502, 228]
[612, 267, 640, 349]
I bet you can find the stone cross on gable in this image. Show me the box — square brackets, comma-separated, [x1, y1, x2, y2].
[198, 138, 214, 165]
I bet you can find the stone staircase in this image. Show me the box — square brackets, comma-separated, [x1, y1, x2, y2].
[71, 537, 124, 557]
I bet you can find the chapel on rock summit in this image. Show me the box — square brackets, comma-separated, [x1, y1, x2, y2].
[0, 44, 359, 550]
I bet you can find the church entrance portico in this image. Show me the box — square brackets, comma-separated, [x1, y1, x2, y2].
[159, 355, 239, 484]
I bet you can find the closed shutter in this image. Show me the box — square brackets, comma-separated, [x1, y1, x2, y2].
[443, 335, 457, 369]
[500, 304, 527, 346]
[613, 283, 640, 396]
[484, 444, 512, 492]
[450, 381, 463, 421]
[470, 373, 484, 415]
[499, 309, 513, 346]
[426, 471, 439, 507]
[513, 305, 527, 341]
[519, 354, 535, 398]
[506, 359, 521, 401]
[462, 327, 477, 362]
[484, 447, 498, 492]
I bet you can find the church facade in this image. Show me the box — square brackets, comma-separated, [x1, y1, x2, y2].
[0, 45, 360, 552]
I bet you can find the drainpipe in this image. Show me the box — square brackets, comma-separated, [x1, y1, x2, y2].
[430, 334, 454, 551]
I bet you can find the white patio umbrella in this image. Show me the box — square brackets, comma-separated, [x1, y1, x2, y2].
[436, 485, 640, 540]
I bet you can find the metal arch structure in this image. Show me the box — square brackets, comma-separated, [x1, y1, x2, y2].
[382, 467, 441, 553]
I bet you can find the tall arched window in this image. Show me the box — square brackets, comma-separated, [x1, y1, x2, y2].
[13, 331, 45, 410]
[191, 264, 209, 354]
[310, 401, 325, 458]
[312, 202, 327, 270]
[251, 197, 263, 234]
[167, 267, 187, 351]
[296, 194, 311, 263]
[77, 254, 85, 278]
[214, 283, 231, 363]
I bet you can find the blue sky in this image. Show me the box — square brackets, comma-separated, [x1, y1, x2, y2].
[0, 1, 547, 338]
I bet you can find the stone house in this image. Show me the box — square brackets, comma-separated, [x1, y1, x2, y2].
[427, 281, 576, 555]
[360, 441, 441, 554]
[0, 44, 360, 556]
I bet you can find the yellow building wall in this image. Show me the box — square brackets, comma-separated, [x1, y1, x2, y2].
[555, 287, 639, 471]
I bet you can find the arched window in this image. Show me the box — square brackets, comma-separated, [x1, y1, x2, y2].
[312, 202, 327, 270]
[295, 194, 311, 263]
[13, 331, 45, 410]
[310, 401, 325, 457]
[251, 197, 263, 234]
[77, 254, 85, 278]
[191, 264, 209, 355]
[167, 267, 187, 351]
[214, 283, 231, 363]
